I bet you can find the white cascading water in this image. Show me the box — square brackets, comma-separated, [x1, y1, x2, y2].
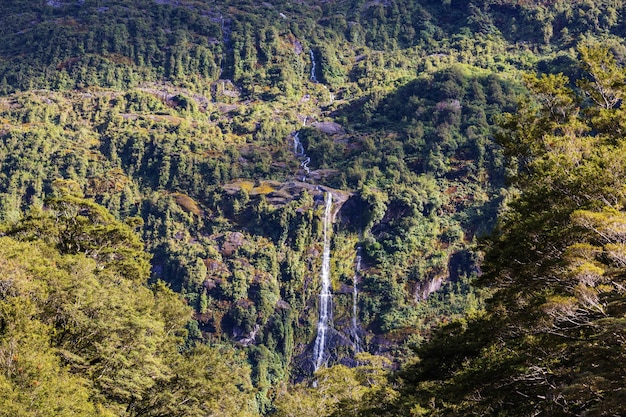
[292, 132, 311, 180]
[352, 247, 362, 354]
[310, 49, 318, 83]
[293, 131, 304, 156]
[313, 192, 333, 371]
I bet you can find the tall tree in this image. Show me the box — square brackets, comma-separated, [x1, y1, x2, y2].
[389, 44, 626, 417]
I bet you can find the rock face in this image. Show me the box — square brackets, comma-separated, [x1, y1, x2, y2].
[414, 274, 445, 301]
[311, 121, 344, 135]
[220, 232, 246, 256]
[414, 250, 481, 301]
[223, 179, 351, 221]
[335, 194, 368, 232]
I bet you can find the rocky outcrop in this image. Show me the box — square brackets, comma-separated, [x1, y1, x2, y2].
[223, 180, 351, 222]
[414, 274, 445, 301]
[311, 121, 344, 135]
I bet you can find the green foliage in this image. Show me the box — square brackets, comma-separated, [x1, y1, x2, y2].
[6, 0, 626, 414]
[381, 43, 626, 417]
[0, 200, 257, 416]
[6, 192, 150, 282]
[273, 353, 397, 417]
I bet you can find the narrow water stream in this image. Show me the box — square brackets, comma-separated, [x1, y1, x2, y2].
[310, 49, 318, 83]
[292, 132, 311, 180]
[313, 192, 333, 371]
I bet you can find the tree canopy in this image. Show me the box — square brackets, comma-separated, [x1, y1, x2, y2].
[382, 42, 626, 417]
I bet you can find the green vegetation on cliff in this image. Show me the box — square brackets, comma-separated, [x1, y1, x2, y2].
[379, 42, 626, 417]
[0, 193, 256, 416]
[2, 0, 626, 415]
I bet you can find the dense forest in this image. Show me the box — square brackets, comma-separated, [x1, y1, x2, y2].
[1, 0, 626, 415]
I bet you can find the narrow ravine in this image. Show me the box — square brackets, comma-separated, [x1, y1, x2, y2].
[313, 192, 333, 371]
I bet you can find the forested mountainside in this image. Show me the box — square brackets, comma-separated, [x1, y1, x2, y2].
[1, 0, 626, 415]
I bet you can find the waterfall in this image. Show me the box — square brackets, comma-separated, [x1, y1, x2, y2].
[313, 192, 333, 371]
[293, 132, 304, 156]
[292, 132, 310, 180]
[301, 156, 311, 177]
[352, 247, 362, 354]
[309, 49, 318, 83]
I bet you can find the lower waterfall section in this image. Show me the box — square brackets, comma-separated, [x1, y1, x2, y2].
[312, 192, 333, 371]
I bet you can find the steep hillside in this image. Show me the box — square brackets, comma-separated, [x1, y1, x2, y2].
[382, 45, 626, 417]
[2, 0, 626, 414]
